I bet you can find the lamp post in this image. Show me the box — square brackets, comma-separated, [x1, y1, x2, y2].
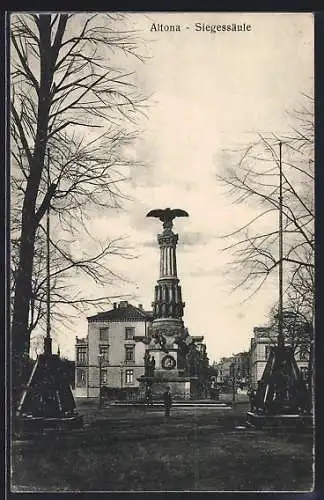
[98, 353, 104, 409]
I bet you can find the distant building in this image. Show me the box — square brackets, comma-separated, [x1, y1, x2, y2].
[215, 357, 233, 385]
[215, 352, 249, 388]
[74, 301, 153, 398]
[249, 326, 310, 389]
[232, 351, 249, 385]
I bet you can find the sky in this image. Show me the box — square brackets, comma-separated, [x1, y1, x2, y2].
[31, 12, 314, 362]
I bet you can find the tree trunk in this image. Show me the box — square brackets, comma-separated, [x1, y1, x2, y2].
[11, 226, 36, 357]
[11, 15, 57, 390]
[11, 187, 39, 395]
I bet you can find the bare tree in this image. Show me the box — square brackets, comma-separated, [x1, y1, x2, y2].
[217, 94, 314, 310]
[10, 13, 147, 381]
[11, 223, 135, 338]
[266, 285, 314, 391]
[266, 299, 313, 355]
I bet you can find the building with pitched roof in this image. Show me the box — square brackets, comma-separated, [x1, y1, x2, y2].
[74, 301, 153, 398]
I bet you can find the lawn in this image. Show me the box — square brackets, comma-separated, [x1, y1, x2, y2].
[11, 403, 314, 492]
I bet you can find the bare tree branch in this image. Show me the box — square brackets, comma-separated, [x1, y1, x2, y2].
[11, 13, 148, 361]
[217, 94, 314, 310]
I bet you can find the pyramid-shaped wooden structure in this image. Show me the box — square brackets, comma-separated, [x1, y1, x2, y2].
[253, 345, 311, 415]
[16, 353, 83, 431]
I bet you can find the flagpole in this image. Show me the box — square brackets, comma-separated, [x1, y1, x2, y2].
[278, 141, 284, 349]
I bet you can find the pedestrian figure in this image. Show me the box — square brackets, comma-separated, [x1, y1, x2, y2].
[163, 386, 172, 418]
[150, 355, 156, 377]
[144, 351, 151, 377]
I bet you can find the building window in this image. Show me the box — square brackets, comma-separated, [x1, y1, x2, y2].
[99, 345, 109, 362]
[125, 345, 135, 362]
[298, 348, 308, 361]
[125, 327, 135, 340]
[76, 347, 87, 364]
[265, 345, 271, 360]
[76, 368, 86, 387]
[100, 369, 108, 385]
[125, 369, 134, 384]
[99, 327, 109, 341]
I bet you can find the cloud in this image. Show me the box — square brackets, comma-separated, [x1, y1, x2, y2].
[142, 239, 158, 248]
[187, 267, 220, 278]
[178, 231, 213, 247]
[142, 231, 215, 251]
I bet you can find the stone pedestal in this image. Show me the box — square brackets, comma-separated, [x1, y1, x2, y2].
[139, 376, 191, 400]
[246, 411, 313, 432]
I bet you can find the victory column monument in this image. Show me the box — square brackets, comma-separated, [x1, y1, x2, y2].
[137, 208, 202, 399]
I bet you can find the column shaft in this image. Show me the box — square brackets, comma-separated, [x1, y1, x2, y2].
[160, 248, 163, 277]
[173, 247, 177, 276]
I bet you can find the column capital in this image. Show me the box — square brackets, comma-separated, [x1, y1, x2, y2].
[157, 232, 178, 247]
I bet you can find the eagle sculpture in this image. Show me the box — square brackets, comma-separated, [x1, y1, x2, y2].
[146, 208, 189, 223]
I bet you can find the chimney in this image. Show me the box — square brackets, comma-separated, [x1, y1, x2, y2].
[138, 304, 143, 310]
[113, 302, 117, 309]
[119, 301, 128, 308]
